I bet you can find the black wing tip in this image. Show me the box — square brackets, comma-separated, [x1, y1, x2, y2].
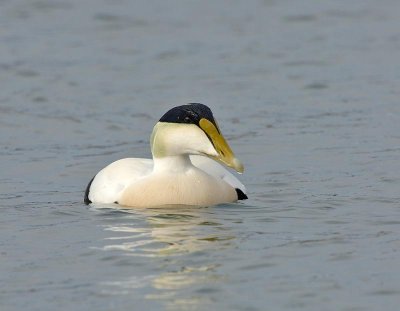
[84, 176, 95, 205]
[235, 188, 248, 200]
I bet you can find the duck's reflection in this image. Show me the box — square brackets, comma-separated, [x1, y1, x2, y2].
[101, 206, 235, 256]
[96, 205, 236, 310]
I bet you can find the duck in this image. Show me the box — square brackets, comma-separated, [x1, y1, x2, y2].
[84, 103, 247, 208]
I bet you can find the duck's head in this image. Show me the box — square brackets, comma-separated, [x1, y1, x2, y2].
[150, 103, 244, 173]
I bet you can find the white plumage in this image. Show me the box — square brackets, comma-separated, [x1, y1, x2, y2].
[84, 104, 247, 208]
[87, 155, 246, 207]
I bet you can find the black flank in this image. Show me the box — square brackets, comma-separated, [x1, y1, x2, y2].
[235, 188, 248, 200]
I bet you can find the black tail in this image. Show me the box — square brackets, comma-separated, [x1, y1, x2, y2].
[84, 176, 95, 205]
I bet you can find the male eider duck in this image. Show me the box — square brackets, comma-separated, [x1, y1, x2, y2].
[84, 103, 247, 207]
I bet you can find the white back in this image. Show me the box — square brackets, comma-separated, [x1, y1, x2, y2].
[89, 158, 153, 203]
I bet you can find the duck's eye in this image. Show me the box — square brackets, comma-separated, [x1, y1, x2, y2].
[183, 116, 191, 123]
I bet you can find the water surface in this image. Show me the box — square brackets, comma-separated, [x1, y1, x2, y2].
[1, 0, 400, 310]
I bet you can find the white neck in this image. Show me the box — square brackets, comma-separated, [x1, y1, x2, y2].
[152, 154, 193, 173]
[150, 122, 218, 159]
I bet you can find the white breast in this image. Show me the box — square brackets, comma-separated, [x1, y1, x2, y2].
[119, 165, 237, 207]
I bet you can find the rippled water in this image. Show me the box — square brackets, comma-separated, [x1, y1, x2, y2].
[1, 0, 400, 310]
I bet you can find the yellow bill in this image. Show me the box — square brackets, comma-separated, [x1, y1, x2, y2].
[199, 118, 244, 173]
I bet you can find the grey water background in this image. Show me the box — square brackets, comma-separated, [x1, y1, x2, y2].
[1, 0, 400, 310]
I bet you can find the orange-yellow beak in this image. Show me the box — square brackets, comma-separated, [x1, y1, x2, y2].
[199, 118, 244, 173]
